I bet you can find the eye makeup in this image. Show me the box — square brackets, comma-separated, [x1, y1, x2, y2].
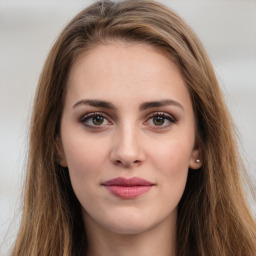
[80, 112, 113, 129]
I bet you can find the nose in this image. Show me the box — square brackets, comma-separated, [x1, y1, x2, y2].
[110, 125, 145, 168]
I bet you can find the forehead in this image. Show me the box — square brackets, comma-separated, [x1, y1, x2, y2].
[68, 42, 176, 83]
[65, 42, 192, 110]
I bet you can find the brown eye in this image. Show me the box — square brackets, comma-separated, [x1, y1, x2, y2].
[92, 115, 104, 125]
[80, 112, 112, 129]
[153, 116, 165, 126]
[145, 112, 176, 129]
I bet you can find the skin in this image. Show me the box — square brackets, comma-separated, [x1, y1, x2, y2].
[58, 42, 202, 256]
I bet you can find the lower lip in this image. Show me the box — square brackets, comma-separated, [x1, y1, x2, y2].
[104, 185, 152, 199]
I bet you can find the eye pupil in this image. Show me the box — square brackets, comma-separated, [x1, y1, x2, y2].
[93, 115, 104, 125]
[153, 116, 165, 126]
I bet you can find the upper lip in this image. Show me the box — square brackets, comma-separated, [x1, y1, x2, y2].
[102, 177, 154, 186]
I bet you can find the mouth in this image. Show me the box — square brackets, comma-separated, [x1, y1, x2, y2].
[101, 177, 155, 199]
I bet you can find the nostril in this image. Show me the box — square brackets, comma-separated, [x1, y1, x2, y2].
[115, 160, 122, 165]
[113, 159, 141, 168]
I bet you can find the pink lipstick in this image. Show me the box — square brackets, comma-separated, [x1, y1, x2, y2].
[102, 177, 154, 199]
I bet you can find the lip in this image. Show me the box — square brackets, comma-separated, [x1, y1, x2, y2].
[102, 177, 154, 199]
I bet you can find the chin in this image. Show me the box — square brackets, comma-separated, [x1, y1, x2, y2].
[104, 219, 153, 235]
[99, 208, 161, 235]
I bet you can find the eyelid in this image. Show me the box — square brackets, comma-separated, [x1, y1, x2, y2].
[148, 111, 175, 120]
[79, 111, 177, 130]
[80, 112, 113, 128]
[80, 111, 105, 120]
[144, 112, 177, 129]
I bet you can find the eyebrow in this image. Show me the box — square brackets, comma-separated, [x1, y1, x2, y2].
[139, 99, 184, 111]
[72, 99, 184, 111]
[73, 99, 117, 110]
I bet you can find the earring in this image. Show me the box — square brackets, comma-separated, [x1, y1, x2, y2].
[196, 159, 200, 163]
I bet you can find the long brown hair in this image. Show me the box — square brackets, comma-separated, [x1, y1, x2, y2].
[11, 0, 256, 255]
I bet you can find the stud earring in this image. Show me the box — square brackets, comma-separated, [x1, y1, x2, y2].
[196, 159, 200, 163]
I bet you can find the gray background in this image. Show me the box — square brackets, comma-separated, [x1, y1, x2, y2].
[1, 0, 256, 254]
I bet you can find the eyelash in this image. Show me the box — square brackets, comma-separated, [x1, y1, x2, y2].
[79, 112, 176, 130]
[145, 112, 176, 129]
[80, 112, 112, 129]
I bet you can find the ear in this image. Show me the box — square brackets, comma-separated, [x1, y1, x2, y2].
[55, 135, 67, 167]
[189, 143, 203, 170]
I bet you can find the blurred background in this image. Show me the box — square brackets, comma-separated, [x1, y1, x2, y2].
[0, 0, 256, 254]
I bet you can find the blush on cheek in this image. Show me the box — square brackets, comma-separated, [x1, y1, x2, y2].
[153, 142, 191, 173]
[68, 156, 96, 179]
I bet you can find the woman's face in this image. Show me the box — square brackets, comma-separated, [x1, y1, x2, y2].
[58, 42, 201, 235]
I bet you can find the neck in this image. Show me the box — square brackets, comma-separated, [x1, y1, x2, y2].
[84, 213, 176, 256]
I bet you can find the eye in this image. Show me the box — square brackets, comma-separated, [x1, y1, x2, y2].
[80, 112, 112, 128]
[146, 112, 176, 129]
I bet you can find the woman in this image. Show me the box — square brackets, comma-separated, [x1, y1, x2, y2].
[11, 0, 256, 255]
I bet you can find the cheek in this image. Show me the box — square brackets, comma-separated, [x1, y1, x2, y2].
[62, 132, 108, 184]
[143, 139, 191, 222]
[152, 139, 192, 174]
[149, 138, 192, 197]
[61, 133, 110, 212]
